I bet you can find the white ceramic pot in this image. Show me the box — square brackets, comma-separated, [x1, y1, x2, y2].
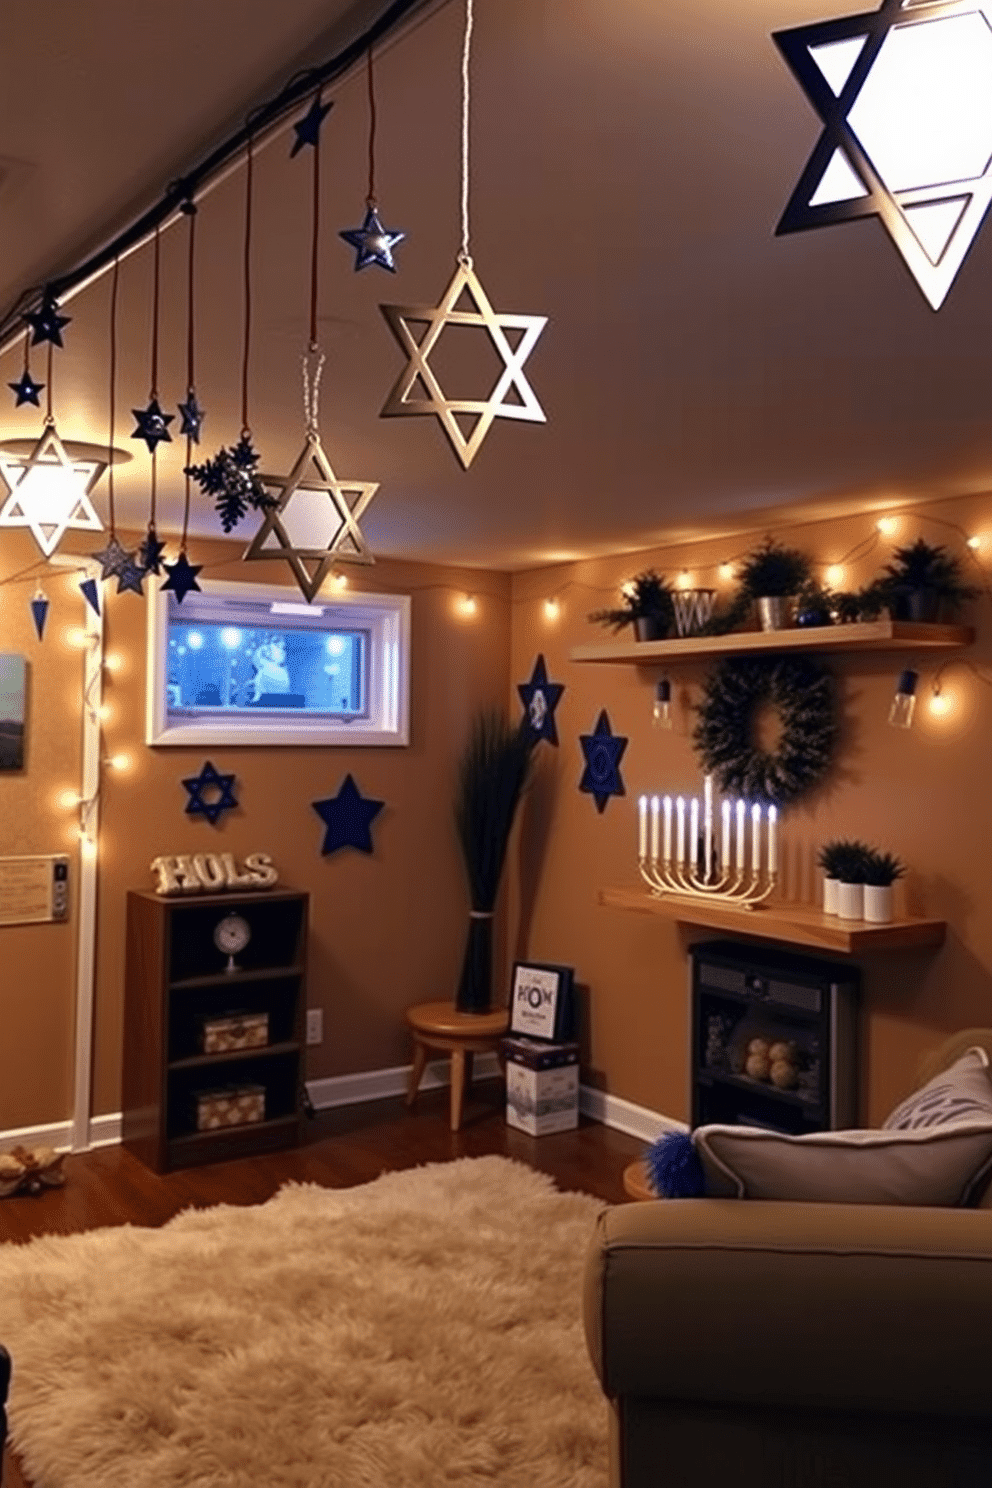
[837, 881, 865, 920]
[823, 877, 839, 915]
[863, 884, 894, 923]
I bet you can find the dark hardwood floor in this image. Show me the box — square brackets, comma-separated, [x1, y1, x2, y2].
[0, 1084, 645, 1488]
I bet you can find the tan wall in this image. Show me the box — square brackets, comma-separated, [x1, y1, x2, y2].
[509, 497, 992, 1128]
[0, 528, 511, 1128]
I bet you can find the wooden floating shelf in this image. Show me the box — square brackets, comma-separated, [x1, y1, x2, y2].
[570, 619, 974, 665]
[599, 886, 947, 955]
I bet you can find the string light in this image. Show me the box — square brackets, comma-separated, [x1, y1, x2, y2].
[104, 752, 131, 771]
[825, 564, 845, 587]
[967, 535, 982, 550]
[331, 573, 348, 592]
[929, 687, 952, 717]
[676, 569, 692, 590]
[876, 517, 899, 535]
[543, 598, 560, 621]
[456, 593, 478, 617]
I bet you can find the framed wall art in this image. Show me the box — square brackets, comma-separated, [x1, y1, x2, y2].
[0, 655, 26, 771]
[509, 961, 574, 1043]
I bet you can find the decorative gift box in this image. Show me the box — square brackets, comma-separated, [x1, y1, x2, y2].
[199, 1011, 269, 1054]
[193, 1084, 266, 1131]
[502, 1036, 580, 1136]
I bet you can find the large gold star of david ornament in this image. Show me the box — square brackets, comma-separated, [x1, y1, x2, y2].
[0, 423, 105, 557]
[241, 432, 377, 604]
[379, 258, 547, 469]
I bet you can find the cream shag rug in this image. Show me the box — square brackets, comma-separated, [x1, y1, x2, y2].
[0, 1156, 609, 1488]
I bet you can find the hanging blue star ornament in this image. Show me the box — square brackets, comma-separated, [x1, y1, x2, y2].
[131, 397, 173, 451]
[177, 390, 205, 443]
[161, 550, 203, 603]
[139, 527, 167, 574]
[115, 555, 146, 597]
[517, 654, 565, 746]
[290, 93, 333, 156]
[30, 589, 49, 640]
[339, 205, 405, 272]
[90, 534, 134, 580]
[182, 760, 239, 826]
[79, 577, 101, 616]
[24, 294, 70, 348]
[579, 709, 628, 814]
[8, 370, 44, 407]
[312, 773, 384, 855]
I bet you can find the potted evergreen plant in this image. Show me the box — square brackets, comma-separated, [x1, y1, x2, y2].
[861, 848, 905, 924]
[736, 538, 813, 631]
[454, 712, 537, 1014]
[877, 539, 979, 622]
[588, 569, 675, 641]
[817, 839, 870, 917]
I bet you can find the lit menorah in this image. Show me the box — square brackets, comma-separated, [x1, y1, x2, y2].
[637, 775, 778, 907]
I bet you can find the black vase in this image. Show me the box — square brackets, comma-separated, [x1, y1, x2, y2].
[455, 913, 493, 1013]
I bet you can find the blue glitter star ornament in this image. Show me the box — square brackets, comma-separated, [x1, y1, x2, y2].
[517, 654, 565, 746]
[312, 773, 384, 855]
[8, 370, 44, 407]
[115, 556, 146, 596]
[578, 709, 628, 814]
[177, 390, 205, 442]
[339, 205, 405, 272]
[139, 528, 167, 574]
[161, 550, 203, 603]
[131, 397, 173, 451]
[24, 294, 70, 348]
[290, 93, 334, 156]
[90, 535, 135, 580]
[182, 760, 239, 826]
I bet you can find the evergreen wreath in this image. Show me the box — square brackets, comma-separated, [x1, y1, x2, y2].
[692, 654, 836, 806]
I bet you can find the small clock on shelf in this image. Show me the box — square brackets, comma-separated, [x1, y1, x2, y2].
[213, 912, 251, 974]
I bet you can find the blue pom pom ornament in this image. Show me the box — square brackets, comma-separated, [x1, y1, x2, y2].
[645, 1131, 706, 1198]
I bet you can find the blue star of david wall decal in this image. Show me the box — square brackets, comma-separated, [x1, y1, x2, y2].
[578, 709, 628, 814]
[517, 654, 565, 747]
[313, 773, 384, 855]
[774, 0, 992, 308]
[182, 760, 239, 825]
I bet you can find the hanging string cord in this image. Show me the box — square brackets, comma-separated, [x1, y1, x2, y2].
[182, 205, 197, 551]
[149, 224, 161, 528]
[310, 98, 321, 350]
[45, 343, 53, 425]
[459, 0, 473, 266]
[107, 258, 119, 535]
[366, 46, 377, 207]
[302, 348, 325, 437]
[241, 136, 254, 438]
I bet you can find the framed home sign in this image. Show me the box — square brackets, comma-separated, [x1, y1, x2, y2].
[509, 961, 574, 1043]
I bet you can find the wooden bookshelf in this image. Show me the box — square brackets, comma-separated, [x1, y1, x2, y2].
[599, 885, 946, 955]
[570, 618, 974, 665]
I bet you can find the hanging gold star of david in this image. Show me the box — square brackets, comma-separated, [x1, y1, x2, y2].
[379, 258, 547, 469]
[0, 423, 104, 557]
[242, 433, 378, 603]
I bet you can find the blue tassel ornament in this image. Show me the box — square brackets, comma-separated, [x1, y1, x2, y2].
[645, 1130, 707, 1198]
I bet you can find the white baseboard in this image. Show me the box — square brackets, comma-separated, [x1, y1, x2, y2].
[1, 1060, 681, 1154]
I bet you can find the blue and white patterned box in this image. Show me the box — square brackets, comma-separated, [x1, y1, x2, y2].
[503, 1037, 579, 1135]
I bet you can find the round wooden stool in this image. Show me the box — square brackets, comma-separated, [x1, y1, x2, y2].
[622, 1158, 658, 1202]
[405, 1000, 509, 1132]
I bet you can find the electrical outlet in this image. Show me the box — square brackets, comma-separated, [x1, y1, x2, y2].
[306, 1008, 323, 1045]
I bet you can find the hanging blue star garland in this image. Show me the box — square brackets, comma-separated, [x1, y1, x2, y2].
[24, 294, 70, 348]
[161, 551, 203, 603]
[312, 773, 384, 855]
[578, 709, 628, 814]
[8, 370, 44, 407]
[339, 205, 405, 272]
[517, 654, 565, 746]
[182, 760, 239, 826]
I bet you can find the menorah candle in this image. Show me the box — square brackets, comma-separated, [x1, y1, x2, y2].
[721, 798, 730, 869]
[751, 803, 762, 872]
[735, 799, 746, 869]
[638, 795, 647, 858]
[690, 797, 699, 868]
[650, 794, 660, 861]
[703, 774, 713, 870]
[676, 796, 686, 864]
[663, 795, 672, 860]
[768, 804, 778, 873]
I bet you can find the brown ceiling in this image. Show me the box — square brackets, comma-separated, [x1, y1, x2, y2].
[3, 0, 992, 573]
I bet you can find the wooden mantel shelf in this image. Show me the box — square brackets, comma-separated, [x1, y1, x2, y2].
[570, 619, 974, 665]
[599, 886, 946, 955]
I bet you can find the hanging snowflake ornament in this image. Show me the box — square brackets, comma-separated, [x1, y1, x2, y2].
[186, 433, 274, 532]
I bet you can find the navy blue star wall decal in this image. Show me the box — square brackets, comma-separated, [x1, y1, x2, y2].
[774, 0, 992, 309]
[517, 654, 565, 746]
[161, 550, 203, 603]
[339, 205, 405, 272]
[182, 760, 239, 825]
[131, 397, 173, 451]
[290, 93, 334, 156]
[578, 709, 628, 814]
[8, 370, 44, 407]
[177, 390, 205, 442]
[312, 773, 384, 855]
[24, 294, 70, 348]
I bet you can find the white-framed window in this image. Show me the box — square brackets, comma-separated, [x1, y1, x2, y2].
[145, 578, 410, 747]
